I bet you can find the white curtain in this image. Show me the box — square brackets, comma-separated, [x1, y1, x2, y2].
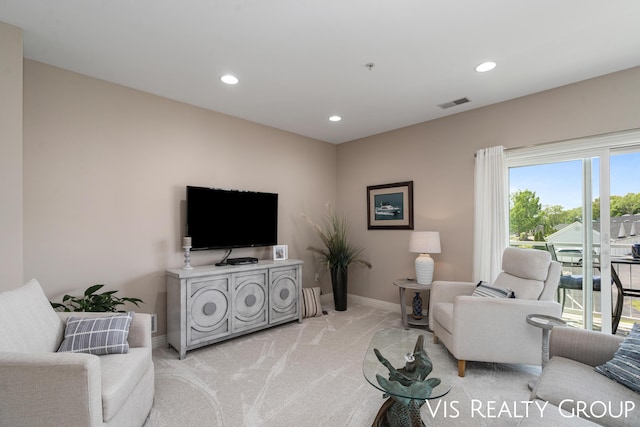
[473, 146, 508, 283]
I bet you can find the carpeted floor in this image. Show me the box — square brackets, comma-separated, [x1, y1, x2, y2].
[144, 303, 540, 426]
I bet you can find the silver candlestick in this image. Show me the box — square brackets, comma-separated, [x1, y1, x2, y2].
[182, 245, 193, 270]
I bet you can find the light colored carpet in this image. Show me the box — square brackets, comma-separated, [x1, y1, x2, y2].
[144, 303, 540, 426]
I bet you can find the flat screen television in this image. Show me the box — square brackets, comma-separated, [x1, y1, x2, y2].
[186, 186, 278, 250]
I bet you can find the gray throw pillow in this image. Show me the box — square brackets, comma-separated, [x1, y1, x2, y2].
[57, 312, 134, 355]
[595, 322, 640, 393]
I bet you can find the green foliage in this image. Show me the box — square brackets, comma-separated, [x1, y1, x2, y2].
[510, 190, 542, 237]
[611, 193, 640, 216]
[592, 198, 600, 220]
[562, 207, 583, 223]
[540, 204, 582, 234]
[511, 191, 640, 240]
[304, 210, 372, 272]
[50, 284, 143, 312]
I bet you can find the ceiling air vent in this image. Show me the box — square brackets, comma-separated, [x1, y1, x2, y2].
[438, 97, 471, 109]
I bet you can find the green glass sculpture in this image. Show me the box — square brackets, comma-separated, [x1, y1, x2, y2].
[374, 335, 441, 427]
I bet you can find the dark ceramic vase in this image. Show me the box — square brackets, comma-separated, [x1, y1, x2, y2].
[331, 267, 348, 311]
[412, 292, 423, 319]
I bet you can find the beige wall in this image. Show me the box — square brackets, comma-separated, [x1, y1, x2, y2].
[337, 66, 640, 307]
[12, 47, 640, 332]
[22, 60, 337, 335]
[0, 22, 23, 287]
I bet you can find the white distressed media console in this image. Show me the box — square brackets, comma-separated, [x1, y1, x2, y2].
[166, 259, 303, 359]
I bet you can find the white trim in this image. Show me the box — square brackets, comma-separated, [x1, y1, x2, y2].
[506, 128, 640, 167]
[347, 293, 403, 312]
[599, 154, 612, 334]
[582, 158, 594, 330]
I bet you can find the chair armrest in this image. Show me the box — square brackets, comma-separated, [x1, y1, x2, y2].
[57, 312, 152, 349]
[549, 326, 623, 367]
[449, 297, 562, 361]
[429, 281, 476, 327]
[0, 351, 103, 426]
[453, 297, 561, 333]
[430, 281, 476, 304]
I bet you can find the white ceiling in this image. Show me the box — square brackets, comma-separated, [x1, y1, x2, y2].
[2, 1, 640, 144]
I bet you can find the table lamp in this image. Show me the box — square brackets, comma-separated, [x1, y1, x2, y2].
[409, 231, 441, 285]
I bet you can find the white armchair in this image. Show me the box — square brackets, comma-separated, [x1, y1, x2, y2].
[429, 247, 562, 377]
[0, 279, 154, 426]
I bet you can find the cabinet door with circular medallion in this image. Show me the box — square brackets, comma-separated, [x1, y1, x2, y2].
[269, 266, 299, 323]
[232, 270, 268, 333]
[187, 276, 231, 345]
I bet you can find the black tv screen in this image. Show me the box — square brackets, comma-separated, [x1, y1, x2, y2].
[186, 186, 278, 250]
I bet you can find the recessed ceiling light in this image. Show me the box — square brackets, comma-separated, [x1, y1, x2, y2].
[475, 61, 497, 73]
[220, 74, 239, 85]
[329, 115, 342, 122]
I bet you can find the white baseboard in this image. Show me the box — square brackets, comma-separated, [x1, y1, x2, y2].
[153, 294, 407, 349]
[152, 334, 168, 349]
[321, 292, 407, 313]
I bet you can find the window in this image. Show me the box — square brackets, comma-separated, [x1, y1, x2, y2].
[506, 129, 640, 333]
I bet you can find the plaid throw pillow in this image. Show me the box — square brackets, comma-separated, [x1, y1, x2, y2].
[57, 312, 134, 355]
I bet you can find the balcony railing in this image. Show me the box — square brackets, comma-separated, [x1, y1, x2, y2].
[509, 240, 639, 335]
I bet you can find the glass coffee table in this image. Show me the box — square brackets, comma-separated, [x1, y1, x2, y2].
[363, 328, 451, 426]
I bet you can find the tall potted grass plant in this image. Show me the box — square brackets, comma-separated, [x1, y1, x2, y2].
[305, 210, 371, 311]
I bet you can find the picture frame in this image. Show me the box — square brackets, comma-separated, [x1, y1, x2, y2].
[273, 245, 288, 261]
[367, 181, 414, 230]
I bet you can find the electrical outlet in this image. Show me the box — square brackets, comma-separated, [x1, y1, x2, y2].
[150, 314, 158, 333]
[314, 273, 320, 282]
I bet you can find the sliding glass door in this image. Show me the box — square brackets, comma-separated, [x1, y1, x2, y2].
[506, 130, 640, 334]
[509, 157, 604, 331]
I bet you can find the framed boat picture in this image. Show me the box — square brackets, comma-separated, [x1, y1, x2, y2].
[367, 181, 414, 230]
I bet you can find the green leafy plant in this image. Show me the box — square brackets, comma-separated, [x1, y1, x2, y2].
[303, 209, 372, 272]
[50, 284, 143, 312]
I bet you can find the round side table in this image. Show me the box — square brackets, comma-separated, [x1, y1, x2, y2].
[526, 313, 567, 390]
[393, 279, 431, 330]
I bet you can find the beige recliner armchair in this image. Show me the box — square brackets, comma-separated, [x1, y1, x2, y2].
[0, 279, 154, 426]
[429, 247, 562, 377]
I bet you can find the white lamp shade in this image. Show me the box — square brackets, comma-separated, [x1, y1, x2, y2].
[409, 231, 441, 285]
[409, 231, 441, 254]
